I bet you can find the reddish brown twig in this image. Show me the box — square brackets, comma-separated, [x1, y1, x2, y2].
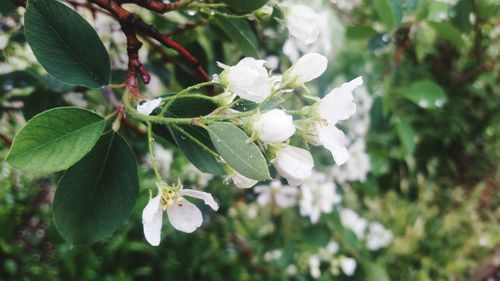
[10, 0, 26, 7]
[117, 0, 187, 14]
[121, 24, 151, 96]
[0, 132, 13, 147]
[87, 0, 210, 82]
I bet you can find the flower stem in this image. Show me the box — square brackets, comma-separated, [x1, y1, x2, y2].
[160, 81, 215, 116]
[147, 122, 163, 183]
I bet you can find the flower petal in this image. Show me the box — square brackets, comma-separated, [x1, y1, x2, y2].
[180, 189, 219, 211]
[318, 124, 350, 165]
[142, 195, 163, 246]
[166, 200, 203, 233]
[137, 98, 161, 116]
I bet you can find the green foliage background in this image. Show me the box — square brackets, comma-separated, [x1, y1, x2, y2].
[0, 0, 499, 280]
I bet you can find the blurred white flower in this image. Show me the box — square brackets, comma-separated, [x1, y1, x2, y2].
[340, 208, 368, 239]
[366, 222, 394, 251]
[252, 109, 296, 144]
[265, 55, 280, 70]
[300, 172, 342, 223]
[340, 256, 357, 276]
[142, 187, 219, 245]
[183, 164, 213, 188]
[331, 139, 370, 183]
[273, 145, 314, 186]
[285, 4, 320, 45]
[281, 53, 327, 88]
[263, 249, 283, 261]
[137, 98, 161, 115]
[332, 0, 362, 11]
[219, 58, 271, 103]
[286, 264, 298, 276]
[255, 180, 298, 208]
[143, 144, 173, 178]
[231, 171, 258, 189]
[308, 254, 322, 279]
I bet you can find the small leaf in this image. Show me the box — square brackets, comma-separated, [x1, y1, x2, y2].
[207, 122, 270, 180]
[212, 15, 259, 58]
[220, 0, 269, 13]
[373, 0, 396, 30]
[395, 120, 416, 154]
[346, 25, 378, 40]
[53, 132, 139, 244]
[404, 79, 447, 109]
[428, 21, 465, 50]
[6, 107, 105, 173]
[24, 0, 111, 88]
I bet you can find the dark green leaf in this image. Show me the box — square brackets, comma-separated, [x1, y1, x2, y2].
[404, 79, 447, 109]
[24, 0, 111, 88]
[7, 107, 105, 173]
[373, 0, 396, 30]
[53, 132, 139, 244]
[346, 25, 378, 40]
[207, 122, 270, 180]
[428, 21, 465, 50]
[212, 15, 259, 58]
[220, 0, 269, 13]
[395, 120, 416, 154]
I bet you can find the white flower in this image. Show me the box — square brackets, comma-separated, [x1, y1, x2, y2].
[219, 58, 271, 103]
[340, 256, 357, 276]
[300, 172, 342, 223]
[183, 164, 213, 188]
[319, 77, 363, 124]
[316, 123, 350, 165]
[142, 187, 219, 245]
[137, 98, 161, 115]
[263, 249, 283, 261]
[331, 139, 370, 183]
[273, 145, 314, 186]
[285, 5, 321, 45]
[308, 254, 322, 279]
[252, 109, 296, 144]
[339, 208, 368, 239]
[282, 53, 328, 88]
[366, 222, 394, 251]
[255, 180, 298, 208]
[231, 171, 258, 189]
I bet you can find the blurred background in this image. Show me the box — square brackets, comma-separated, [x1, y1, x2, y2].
[0, 0, 499, 280]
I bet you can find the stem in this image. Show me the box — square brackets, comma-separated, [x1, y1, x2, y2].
[147, 122, 163, 183]
[170, 123, 221, 159]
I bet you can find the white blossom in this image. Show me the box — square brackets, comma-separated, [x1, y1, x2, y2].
[142, 187, 219, 245]
[366, 222, 394, 251]
[231, 171, 258, 189]
[273, 145, 314, 186]
[308, 254, 322, 279]
[255, 180, 298, 208]
[331, 139, 370, 183]
[340, 256, 357, 276]
[282, 53, 327, 88]
[183, 164, 213, 188]
[218, 58, 271, 103]
[300, 172, 342, 223]
[339, 208, 368, 239]
[285, 4, 321, 45]
[252, 109, 296, 144]
[137, 98, 161, 115]
[263, 249, 283, 261]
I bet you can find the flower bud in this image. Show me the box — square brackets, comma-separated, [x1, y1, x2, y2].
[285, 5, 320, 45]
[219, 58, 271, 103]
[254, 5, 273, 20]
[281, 53, 327, 89]
[137, 98, 161, 115]
[231, 171, 258, 189]
[252, 109, 296, 144]
[272, 145, 314, 186]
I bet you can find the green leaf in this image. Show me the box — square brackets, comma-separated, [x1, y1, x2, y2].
[373, 0, 396, 30]
[152, 96, 225, 175]
[6, 107, 105, 173]
[220, 0, 269, 13]
[404, 80, 447, 109]
[212, 15, 259, 58]
[345, 25, 378, 40]
[361, 261, 391, 281]
[24, 0, 111, 88]
[53, 132, 139, 244]
[428, 21, 465, 50]
[207, 122, 270, 180]
[0, 0, 17, 15]
[395, 120, 416, 154]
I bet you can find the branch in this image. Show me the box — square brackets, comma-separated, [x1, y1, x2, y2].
[87, 0, 210, 82]
[121, 24, 151, 96]
[117, 0, 187, 14]
[0, 132, 12, 147]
